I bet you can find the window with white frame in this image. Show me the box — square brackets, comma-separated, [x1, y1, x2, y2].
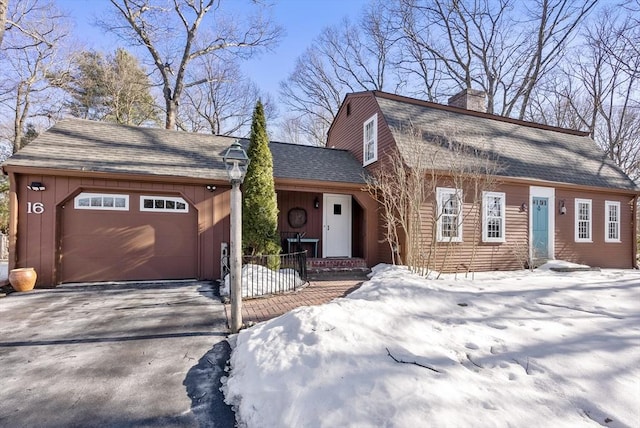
[575, 198, 592, 242]
[482, 191, 506, 242]
[363, 114, 378, 166]
[437, 187, 463, 242]
[140, 196, 189, 213]
[605, 201, 620, 242]
[74, 193, 129, 211]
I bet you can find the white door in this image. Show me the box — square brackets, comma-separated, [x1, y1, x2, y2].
[323, 194, 352, 257]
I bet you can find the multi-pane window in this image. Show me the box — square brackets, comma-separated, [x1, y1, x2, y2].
[482, 191, 506, 242]
[74, 193, 129, 211]
[363, 114, 378, 165]
[575, 198, 592, 242]
[605, 201, 620, 242]
[437, 187, 463, 242]
[140, 196, 189, 213]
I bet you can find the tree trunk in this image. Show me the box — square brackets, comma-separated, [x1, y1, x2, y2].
[165, 95, 177, 130]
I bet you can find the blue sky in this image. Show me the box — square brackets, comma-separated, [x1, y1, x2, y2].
[56, 0, 370, 103]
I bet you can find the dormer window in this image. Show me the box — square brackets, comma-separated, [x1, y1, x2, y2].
[363, 114, 378, 166]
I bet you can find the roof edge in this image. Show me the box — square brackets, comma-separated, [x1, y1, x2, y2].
[371, 90, 591, 137]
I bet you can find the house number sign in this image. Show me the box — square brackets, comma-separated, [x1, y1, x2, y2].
[27, 202, 45, 214]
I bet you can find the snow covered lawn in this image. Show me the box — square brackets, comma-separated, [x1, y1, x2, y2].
[223, 263, 640, 428]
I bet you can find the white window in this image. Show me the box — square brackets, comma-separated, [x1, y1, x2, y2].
[575, 198, 592, 242]
[605, 201, 620, 242]
[482, 191, 506, 243]
[74, 193, 129, 211]
[437, 187, 463, 242]
[140, 196, 189, 213]
[363, 114, 378, 166]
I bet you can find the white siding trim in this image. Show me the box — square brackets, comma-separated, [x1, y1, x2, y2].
[436, 187, 463, 243]
[604, 200, 621, 243]
[363, 114, 378, 166]
[574, 198, 592, 242]
[482, 191, 506, 243]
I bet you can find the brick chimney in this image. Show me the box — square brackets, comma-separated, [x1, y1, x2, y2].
[447, 88, 487, 113]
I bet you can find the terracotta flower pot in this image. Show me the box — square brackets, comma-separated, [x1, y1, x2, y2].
[9, 268, 37, 292]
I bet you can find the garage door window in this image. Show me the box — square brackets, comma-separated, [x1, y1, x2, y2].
[140, 196, 189, 213]
[74, 193, 129, 210]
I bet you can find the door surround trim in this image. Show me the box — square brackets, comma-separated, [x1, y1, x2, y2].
[529, 186, 555, 262]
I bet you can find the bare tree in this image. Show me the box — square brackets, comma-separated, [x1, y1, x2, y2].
[0, 0, 7, 48]
[0, 0, 70, 153]
[280, 1, 398, 145]
[366, 122, 501, 277]
[527, 8, 640, 180]
[178, 55, 273, 136]
[103, 0, 282, 130]
[395, 0, 597, 118]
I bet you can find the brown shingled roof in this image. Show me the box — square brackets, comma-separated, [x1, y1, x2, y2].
[2, 119, 366, 185]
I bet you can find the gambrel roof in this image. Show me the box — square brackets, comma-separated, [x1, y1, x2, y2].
[371, 91, 638, 192]
[2, 119, 366, 184]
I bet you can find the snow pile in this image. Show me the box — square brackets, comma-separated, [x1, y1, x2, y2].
[222, 265, 640, 427]
[220, 264, 306, 298]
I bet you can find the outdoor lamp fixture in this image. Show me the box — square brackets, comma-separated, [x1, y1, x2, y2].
[314, 196, 320, 209]
[205, 184, 216, 192]
[559, 200, 567, 215]
[27, 181, 46, 191]
[223, 140, 250, 333]
[519, 202, 528, 213]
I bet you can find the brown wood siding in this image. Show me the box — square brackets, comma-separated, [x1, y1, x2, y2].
[372, 180, 636, 272]
[277, 191, 324, 256]
[555, 189, 634, 268]
[328, 93, 397, 175]
[13, 173, 230, 287]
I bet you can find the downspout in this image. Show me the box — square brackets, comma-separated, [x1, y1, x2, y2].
[633, 195, 638, 269]
[8, 171, 18, 270]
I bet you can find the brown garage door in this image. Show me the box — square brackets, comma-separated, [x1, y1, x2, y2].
[60, 192, 197, 283]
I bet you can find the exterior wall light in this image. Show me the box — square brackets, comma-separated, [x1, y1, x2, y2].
[520, 202, 528, 213]
[27, 182, 46, 191]
[314, 196, 320, 209]
[222, 140, 250, 334]
[559, 200, 567, 215]
[205, 184, 216, 192]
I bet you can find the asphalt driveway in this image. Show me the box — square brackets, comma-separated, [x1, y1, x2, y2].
[0, 281, 235, 427]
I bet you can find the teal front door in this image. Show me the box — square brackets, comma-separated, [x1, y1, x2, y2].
[532, 197, 549, 259]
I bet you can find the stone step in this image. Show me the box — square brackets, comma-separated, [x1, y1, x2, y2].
[305, 258, 370, 281]
[307, 268, 370, 281]
[306, 257, 368, 269]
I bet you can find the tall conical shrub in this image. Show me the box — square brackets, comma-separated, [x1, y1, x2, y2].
[242, 100, 280, 258]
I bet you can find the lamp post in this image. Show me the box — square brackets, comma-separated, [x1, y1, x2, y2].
[223, 140, 250, 333]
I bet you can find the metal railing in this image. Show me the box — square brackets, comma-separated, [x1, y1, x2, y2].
[237, 251, 308, 298]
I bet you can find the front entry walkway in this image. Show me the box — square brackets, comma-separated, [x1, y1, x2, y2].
[224, 279, 363, 325]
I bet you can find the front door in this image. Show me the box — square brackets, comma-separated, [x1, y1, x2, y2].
[323, 194, 352, 257]
[532, 197, 549, 259]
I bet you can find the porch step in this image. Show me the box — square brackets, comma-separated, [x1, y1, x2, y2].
[306, 258, 370, 281]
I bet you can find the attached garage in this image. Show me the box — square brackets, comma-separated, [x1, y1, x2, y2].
[2, 118, 376, 289]
[2, 119, 238, 287]
[59, 192, 198, 283]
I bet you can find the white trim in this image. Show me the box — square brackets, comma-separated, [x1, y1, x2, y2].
[529, 186, 555, 260]
[436, 187, 463, 243]
[140, 195, 189, 213]
[574, 198, 592, 242]
[74, 193, 129, 211]
[604, 200, 621, 243]
[482, 191, 506, 243]
[363, 113, 378, 166]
